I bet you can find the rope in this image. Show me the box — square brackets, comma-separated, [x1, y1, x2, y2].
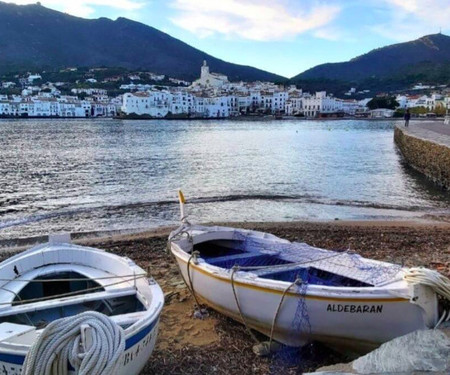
[22, 311, 125, 375]
[404, 267, 450, 302]
[186, 251, 202, 310]
[168, 231, 207, 318]
[435, 309, 450, 330]
[268, 278, 303, 348]
[231, 265, 260, 344]
[0, 285, 34, 326]
[0, 274, 147, 307]
[404, 267, 450, 330]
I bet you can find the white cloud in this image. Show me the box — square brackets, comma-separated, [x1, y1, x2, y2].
[170, 0, 341, 41]
[374, 0, 450, 40]
[6, 0, 145, 18]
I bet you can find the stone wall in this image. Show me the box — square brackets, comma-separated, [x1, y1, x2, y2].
[394, 127, 450, 190]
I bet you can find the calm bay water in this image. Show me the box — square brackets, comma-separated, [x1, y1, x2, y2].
[0, 118, 449, 240]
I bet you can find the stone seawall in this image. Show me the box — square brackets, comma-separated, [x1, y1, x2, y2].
[394, 126, 450, 190]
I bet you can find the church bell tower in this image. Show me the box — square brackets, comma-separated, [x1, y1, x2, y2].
[201, 60, 210, 79]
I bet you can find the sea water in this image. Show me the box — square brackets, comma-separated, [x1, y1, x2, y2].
[0, 118, 449, 240]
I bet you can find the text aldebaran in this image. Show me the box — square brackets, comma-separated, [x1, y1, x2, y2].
[327, 304, 383, 313]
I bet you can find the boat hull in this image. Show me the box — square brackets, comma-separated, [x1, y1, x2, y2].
[0, 240, 165, 375]
[171, 244, 430, 352]
[0, 313, 161, 375]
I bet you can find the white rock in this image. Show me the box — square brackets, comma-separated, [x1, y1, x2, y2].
[352, 329, 450, 374]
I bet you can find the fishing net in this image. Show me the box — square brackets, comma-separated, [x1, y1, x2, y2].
[268, 280, 313, 374]
[291, 279, 311, 335]
[225, 231, 403, 287]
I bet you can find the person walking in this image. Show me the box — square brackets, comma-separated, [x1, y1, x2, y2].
[404, 109, 411, 127]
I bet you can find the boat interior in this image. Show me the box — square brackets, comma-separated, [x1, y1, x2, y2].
[193, 239, 372, 288]
[0, 271, 145, 329]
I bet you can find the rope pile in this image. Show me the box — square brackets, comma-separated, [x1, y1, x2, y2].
[404, 267, 450, 302]
[22, 311, 125, 375]
[404, 267, 450, 328]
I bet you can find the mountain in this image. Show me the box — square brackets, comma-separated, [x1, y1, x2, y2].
[0, 2, 285, 82]
[291, 34, 450, 91]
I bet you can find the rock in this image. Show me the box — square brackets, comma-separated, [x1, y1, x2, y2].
[306, 373, 353, 375]
[307, 363, 354, 374]
[252, 341, 283, 356]
[193, 308, 209, 319]
[306, 328, 450, 374]
[352, 328, 450, 374]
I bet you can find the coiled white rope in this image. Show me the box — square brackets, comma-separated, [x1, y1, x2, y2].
[404, 267, 450, 329]
[22, 311, 125, 375]
[404, 267, 450, 302]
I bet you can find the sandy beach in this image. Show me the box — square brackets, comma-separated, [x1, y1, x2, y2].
[1, 220, 449, 374]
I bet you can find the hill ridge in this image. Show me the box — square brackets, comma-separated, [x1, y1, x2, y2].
[0, 1, 285, 82]
[292, 33, 450, 83]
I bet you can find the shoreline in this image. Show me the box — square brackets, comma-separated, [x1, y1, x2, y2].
[0, 116, 445, 122]
[2, 218, 449, 251]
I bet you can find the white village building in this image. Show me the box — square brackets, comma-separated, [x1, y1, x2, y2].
[121, 91, 170, 117]
[302, 91, 340, 117]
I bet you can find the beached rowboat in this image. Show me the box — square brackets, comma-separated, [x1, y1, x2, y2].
[169, 223, 448, 353]
[0, 234, 164, 374]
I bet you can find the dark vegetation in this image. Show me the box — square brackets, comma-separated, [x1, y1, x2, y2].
[367, 96, 399, 110]
[0, 2, 284, 82]
[291, 34, 450, 96]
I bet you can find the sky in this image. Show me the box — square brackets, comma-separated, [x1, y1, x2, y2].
[5, 0, 450, 77]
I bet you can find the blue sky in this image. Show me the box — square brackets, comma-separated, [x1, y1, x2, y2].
[7, 0, 450, 77]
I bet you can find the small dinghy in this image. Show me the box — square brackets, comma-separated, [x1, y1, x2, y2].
[0, 234, 164, 374]
[169, 193, 450, 353]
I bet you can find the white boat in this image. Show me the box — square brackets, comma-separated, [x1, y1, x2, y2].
[0, 234, 164, 374]
[169, 222, 449, 353]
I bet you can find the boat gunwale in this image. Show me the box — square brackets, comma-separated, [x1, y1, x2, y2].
[0, 242, 141, 285]
[0, 248, 152, 313]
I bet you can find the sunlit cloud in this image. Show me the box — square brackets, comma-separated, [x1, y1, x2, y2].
[170, 0, 341, 41]
[5, 0, 145, 18]
[373, 0, 450, 40]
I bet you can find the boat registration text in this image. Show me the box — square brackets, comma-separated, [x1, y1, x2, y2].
[327, 304, 383, 313]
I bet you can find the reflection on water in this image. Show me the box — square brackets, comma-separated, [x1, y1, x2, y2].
[0, 118, 449, 240]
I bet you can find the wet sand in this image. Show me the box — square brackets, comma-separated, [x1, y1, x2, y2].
[1, 220, 449, 374]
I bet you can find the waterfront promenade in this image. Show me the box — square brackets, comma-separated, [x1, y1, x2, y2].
[394, 120, 450, 190]
[403, 120, 450, 144]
